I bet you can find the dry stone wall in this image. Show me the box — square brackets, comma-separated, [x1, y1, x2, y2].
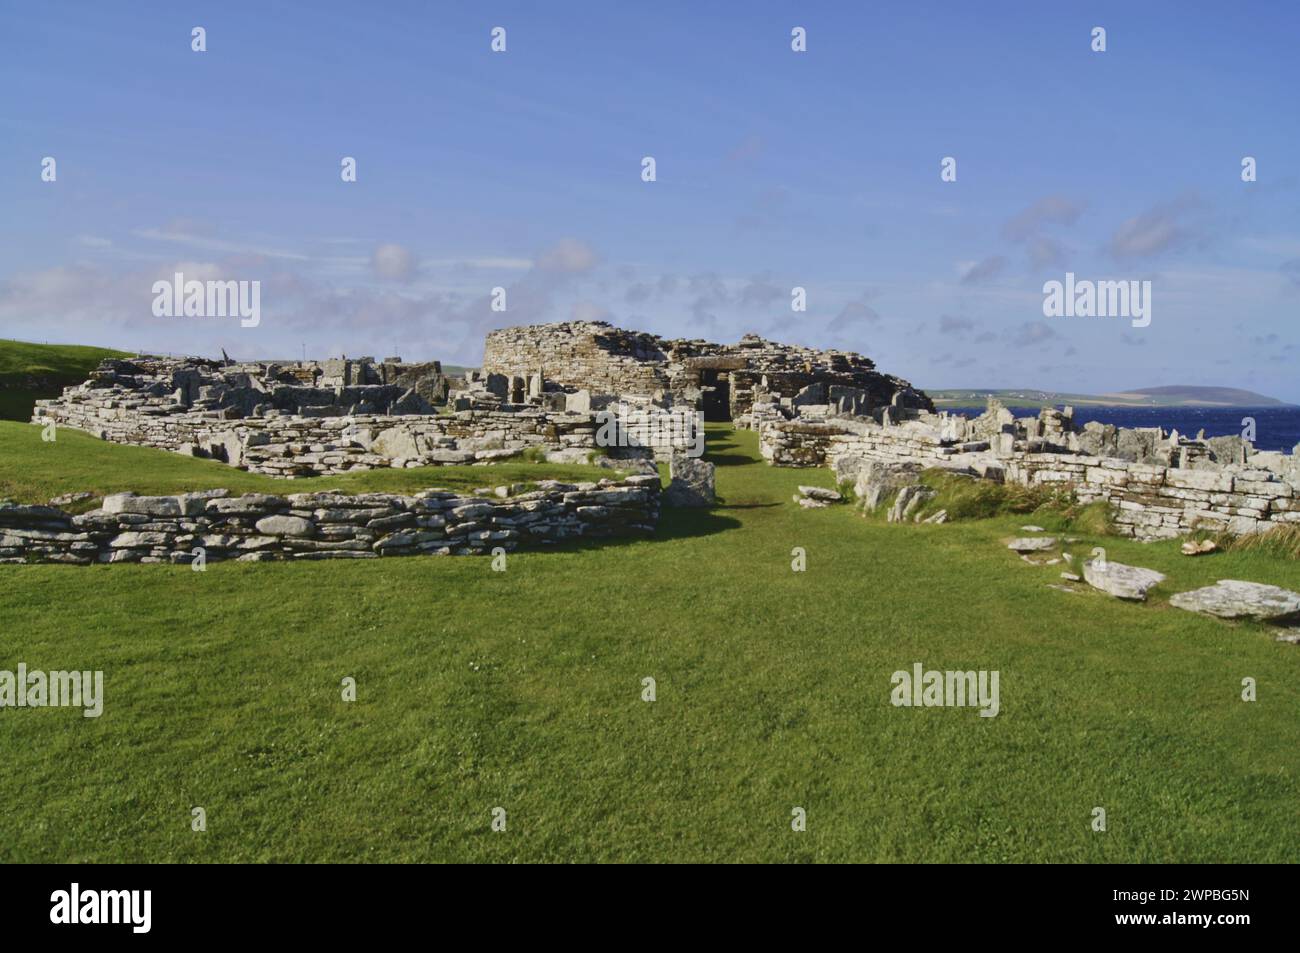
[758, 413, 1300, 539]
[0, 476, 660, 565]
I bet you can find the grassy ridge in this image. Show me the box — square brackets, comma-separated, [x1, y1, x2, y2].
[0, 339, 131, 421]
[0, 426, 1297, 861]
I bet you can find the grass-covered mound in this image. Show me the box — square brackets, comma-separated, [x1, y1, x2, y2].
[0, 339, 131, 421]
[1, 426, 1297, 862]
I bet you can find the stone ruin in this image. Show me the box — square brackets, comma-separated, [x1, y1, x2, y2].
[83, 353, 449, 419]
[479, 320, 931, 422]
[17, 319, 1300, 549]
[756, 395, 1300, 539]
[33, 321, 929, 478]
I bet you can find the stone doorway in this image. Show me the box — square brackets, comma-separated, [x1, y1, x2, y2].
[701, 369, 731, 422]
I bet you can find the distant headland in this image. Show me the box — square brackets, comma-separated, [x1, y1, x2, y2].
[928, 386, 1293, 410]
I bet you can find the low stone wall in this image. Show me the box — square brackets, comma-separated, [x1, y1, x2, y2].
[0, 476, 660, 565]
[758, 416, 1300, 538]
[33, 393, 601, 476]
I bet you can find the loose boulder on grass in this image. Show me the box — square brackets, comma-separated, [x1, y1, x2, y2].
[665, 454, 715, 507]
[797, 485, 842, 503]
[1169, 580, 1300, 624]
[1007, 537, 1056, 553]
[1081, 558, 1166, 601]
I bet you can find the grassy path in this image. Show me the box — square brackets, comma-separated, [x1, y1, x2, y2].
[1, 426, 1297, 861]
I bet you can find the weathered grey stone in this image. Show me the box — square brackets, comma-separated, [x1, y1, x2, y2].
[102, 493, 182, 517]
[798, 485, 842, 502]
[1007, 537, 1057, 553]
[109, 531, 174, 548]
[1169, 580, 1300, 624]
[1082, 559, 1166, 601]
[371, 426, 422, 460]
[854, 461, 922, 513]
[207, 494, 286, 514]
[47, 491, 95, 507]
[254, 515, 315, 537]
[565, 389, 593, 414]
[887, 485, 934, 523]
[665, 454, 715, 507]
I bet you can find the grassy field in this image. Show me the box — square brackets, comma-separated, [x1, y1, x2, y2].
[0, 339, 132, 422]
[1, 424, 1298, 862]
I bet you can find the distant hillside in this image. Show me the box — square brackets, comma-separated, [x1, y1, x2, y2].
[0, 339, 132, 421]
[929, 386, 1292, 410]
[1104, 386, 1290, 407]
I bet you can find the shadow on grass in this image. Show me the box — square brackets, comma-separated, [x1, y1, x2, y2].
[655, 507, 742, 540]
[520, 507, 741, 557]
[703, 452, 755, 468]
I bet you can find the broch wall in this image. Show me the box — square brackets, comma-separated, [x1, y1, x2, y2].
[481, 320, 931, 421]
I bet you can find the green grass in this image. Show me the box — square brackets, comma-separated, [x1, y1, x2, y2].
[0, 339, 132, 421]
[1, 425, 1298, 862]
[0, 421, 619, 506]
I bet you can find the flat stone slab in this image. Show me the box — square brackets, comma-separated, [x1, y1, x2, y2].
[797, 485, 842, 502]
[1008, 537, 1056, 553]
[1169, 580, 1300, 624]
[1082, 559, 1166, 601]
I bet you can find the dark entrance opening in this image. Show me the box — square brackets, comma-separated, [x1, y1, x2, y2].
[700, 369, 731, 422]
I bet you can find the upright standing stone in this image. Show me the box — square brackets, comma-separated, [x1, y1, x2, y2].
[665, 454, 715, 507]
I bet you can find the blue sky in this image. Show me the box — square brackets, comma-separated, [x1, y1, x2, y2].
[2, 1, 1298, 397]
